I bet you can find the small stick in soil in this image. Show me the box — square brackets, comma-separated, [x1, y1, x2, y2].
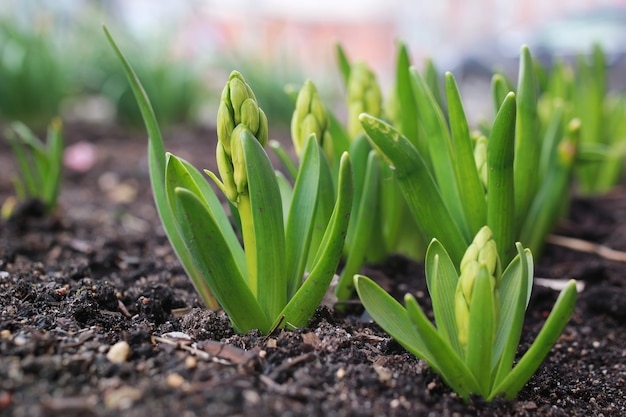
[547, 234, 626, 262]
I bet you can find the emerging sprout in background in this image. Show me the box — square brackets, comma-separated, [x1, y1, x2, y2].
[2, 118, 64, 218]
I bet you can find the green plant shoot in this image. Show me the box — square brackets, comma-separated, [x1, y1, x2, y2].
[355, 226, 577, 401]
[3, 118, 63, 217]
[105, 27, 353, 334]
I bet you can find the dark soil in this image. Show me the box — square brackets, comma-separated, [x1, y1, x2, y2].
[1, 122, 625, 417]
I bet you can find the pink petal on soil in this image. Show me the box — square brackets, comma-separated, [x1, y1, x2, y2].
[64, 142, 98, 172]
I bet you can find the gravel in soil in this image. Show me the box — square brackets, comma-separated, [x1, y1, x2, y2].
[1, 123, 625, 417]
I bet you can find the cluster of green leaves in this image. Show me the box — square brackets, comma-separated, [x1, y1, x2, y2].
[533, 44, 626, 195]
[105, 27, 353, 335]
[2, 118, 64, 217]
[355, 227, 577, 401]
[360, 45, 580, 266]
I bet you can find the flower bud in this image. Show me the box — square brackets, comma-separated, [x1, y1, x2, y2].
[346, 61, 382, 140]
[291, 79, 330, 156]
[240, 98, 260, 134]
[217, 101, 235, 154]
[257, 109, 269, 148]
[216, 141, 238, 202]
[230, 125, 250, 195]
[215, 71, 269, 202]
[455, 226, 501, 348]
[473, 135, 488, 188]
[228, 75, 249, 124]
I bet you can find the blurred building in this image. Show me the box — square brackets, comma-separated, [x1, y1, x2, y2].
[134, 0, 626, 87]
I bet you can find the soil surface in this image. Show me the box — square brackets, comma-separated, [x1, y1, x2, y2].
[1, 122, 625, 417]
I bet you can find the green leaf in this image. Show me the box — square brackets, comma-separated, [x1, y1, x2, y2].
[490, 280, 577, 400]
[410, 68, 469, 241]
[327, 110, 353, 167]
[492, 244, 532, 387]
[491, 73, 514, 117]
[42, 118, 63, 211]
[335, 43, 351, 87]
[445, 72, 487, 236]
[6, 127, 39, 196]
[170, 156, 247, 279]
[424, 58, 444, 113]
[165, 155, 242, 309]
[424, 239, 461, 355]
[269, 140, 298, 180]
[336, 150, 380, 300]
[275, 170, 294, 229]
[464, 266, 495, 397]
[360, 114, 469, 264]
[11, 122, 49, 194]
[279, 152, 353, 329]
[514, 46, 540, 234]
[241, 130, 287, 321]
[354, 275, 432, 361]
[306, 149, 336, 270]
[169, 186, 270, 334]
[394, 41, 420, 149]
[405, 294, 481, 399]
[520, 119, 579, 258]
[487, 92, 516, 263]
[103, 26, 219, 310]
[285, 136, 321, 299]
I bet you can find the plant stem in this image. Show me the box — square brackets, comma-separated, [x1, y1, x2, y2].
[238, 193, 258, 296]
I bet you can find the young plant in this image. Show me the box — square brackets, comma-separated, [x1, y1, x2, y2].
[354, 226, 577, 401]
[3, 118, 64, 217]
[359, 46, 579, 265]
[104, 27, 353, 334]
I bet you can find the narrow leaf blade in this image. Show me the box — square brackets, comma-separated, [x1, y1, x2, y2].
[241, 131, 287, 321]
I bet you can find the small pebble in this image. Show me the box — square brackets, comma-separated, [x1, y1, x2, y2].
[185, 356, 197, 369]
[107, 341, 130, 363]
[166, 373, 185, 388]
[104, 386, 142, 410]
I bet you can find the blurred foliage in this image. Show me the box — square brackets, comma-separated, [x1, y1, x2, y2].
[0, 2, 209, 129]
[0, 19, 69, 127]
